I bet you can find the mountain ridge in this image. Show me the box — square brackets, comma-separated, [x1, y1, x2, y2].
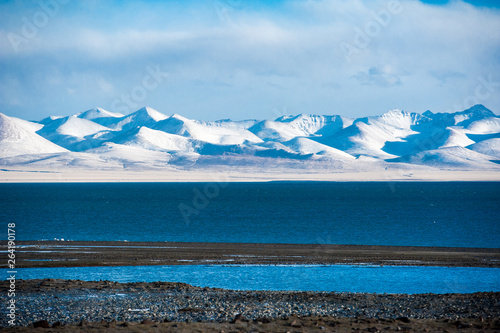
[0, 104, 499, 171]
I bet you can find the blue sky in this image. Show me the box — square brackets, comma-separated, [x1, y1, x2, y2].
[1, 0, 499, 121]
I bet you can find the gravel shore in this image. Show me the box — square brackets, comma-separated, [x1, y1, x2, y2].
[1, 279, 499, 332]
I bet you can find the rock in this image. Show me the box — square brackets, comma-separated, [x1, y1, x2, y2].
[33, 320, 50, 328]
[290, 320, 301, 328]
[141, 319, 155, 325]
[455, 321, 472, 329]
[256, 317, 271, 324]
[231, 313, 248, 324]
[397, 317, 411, 323]
[78, 320, 88, 327]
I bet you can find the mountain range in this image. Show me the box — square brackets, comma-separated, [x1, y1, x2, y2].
[1, 105, 499, 172]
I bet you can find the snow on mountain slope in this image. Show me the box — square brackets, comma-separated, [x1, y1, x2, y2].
[0, 113, 67, 158]
[248, 120, 305, 142]
[75, 107, 125, 127]
[466, 117, 500, 134]
[318, 114, 416, 159]
[205, 119, 258, 130]
[423, 104, 497, 128]
[84, 143, 177, 169]
[373, 109, 426, 130]
[39, 116, 110, 138]
[108, 107, 168, 131]
[9, 116, 44, 132]
[274, 114, 347, 137]
[391, 146, 499, 168]
[467, 138, 500, 159]
[36, 116, 113, 151]
[114, 126, 193, 152]
[440, 127, 475, 148]
[453, 104, 497, 127]
[76, 107, 124, 120]
[154, 114, 262, 145]
[282, 137, 355, 159]
[38, 115, 63, 125]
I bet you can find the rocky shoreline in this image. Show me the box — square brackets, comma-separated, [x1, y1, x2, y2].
[1, 279, 499, 332]
[1, 242, 499, 331]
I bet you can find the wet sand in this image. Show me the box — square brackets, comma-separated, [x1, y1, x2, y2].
[3, 240, 499, 268]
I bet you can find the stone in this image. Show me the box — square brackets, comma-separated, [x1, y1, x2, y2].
[231, 313, 248, 324]
[33, 320, 50, 328]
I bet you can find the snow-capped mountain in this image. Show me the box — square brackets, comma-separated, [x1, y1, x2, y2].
[0, 104, 499, 171]
[0, 113, 67, 158]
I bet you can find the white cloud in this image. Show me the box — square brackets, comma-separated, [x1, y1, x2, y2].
[0, 0, 499, 120]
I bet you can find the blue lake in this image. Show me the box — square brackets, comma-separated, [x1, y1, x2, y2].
[11, 264, 500, 294]
[0, 182, 499, 248]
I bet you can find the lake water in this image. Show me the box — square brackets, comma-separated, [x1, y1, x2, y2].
[13, 264, 500, 294]
[0, 182, 499, 247]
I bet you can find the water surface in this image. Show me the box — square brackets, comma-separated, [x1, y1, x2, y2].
[0, 182, 498, 247]
[13, 264, 500, 294]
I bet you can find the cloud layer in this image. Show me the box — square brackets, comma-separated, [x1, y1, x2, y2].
[0, 0, 499, 121]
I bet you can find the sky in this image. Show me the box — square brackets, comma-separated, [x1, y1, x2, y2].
[0, 0, 499, 121]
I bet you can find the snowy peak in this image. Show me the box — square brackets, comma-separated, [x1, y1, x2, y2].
[76, 107, 124, 120]
[376, 109, 426, 129]
[0, 113, 68, 158]
[459, 104, 496, 118]
[0, 113, 24, 142]
[114, 126, 193, 152]
[423, 104, 497, 127]
[249, 120, 304, 142]
[39, 116, 110, 138]
[154, 114, 193, 137]
[274, 114, 346, 137]
[453, 104, 497, 127]
[132, 107, 168, 122]
[155, 114, 262, 145]
[109, 107, 168, 131]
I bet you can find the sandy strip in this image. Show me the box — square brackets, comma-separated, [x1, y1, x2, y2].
[4, 241, 499, 268]
[1, 167, 500, 182]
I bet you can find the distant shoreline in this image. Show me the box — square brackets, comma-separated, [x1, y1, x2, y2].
[4, 240, 499, 268]
[1, 167, 500, 183]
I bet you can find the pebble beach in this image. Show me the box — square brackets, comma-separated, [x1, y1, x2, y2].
[1, 279, 499, 332]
